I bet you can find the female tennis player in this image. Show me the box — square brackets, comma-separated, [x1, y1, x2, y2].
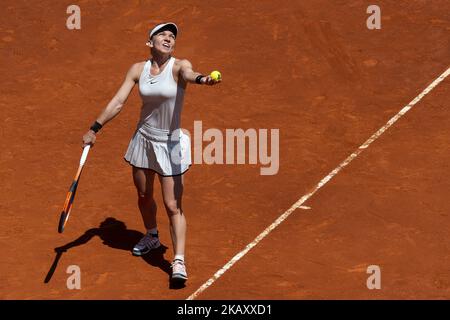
[82, 22, 221, 283]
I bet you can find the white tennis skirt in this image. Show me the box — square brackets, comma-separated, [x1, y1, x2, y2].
[124, 124, 191, 176]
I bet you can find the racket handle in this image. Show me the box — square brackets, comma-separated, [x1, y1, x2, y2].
[80, 145, 91, 166]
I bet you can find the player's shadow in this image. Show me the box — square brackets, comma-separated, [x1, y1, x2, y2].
[44, 217, 182, 288]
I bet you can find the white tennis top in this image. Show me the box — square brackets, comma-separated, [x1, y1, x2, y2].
[137, 57, 185, 132]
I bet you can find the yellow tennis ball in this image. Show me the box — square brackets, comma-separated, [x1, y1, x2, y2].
[210, 70, 222, 81]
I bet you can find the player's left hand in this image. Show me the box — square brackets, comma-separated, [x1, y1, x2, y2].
[202, 76, 221, 86]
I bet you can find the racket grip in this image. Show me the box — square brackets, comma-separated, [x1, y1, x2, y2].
[80, 145, 90, 166]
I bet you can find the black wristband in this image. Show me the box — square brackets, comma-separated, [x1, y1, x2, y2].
[195, 75, 205, 84]
[90, 121, 103, 133]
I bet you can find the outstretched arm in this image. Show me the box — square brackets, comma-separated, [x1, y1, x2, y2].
[82, 63, 141, 147]
[179, 59, 221, 86]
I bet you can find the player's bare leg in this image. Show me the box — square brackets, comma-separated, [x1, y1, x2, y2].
[159, 174, 186, 256]
[132, 167, 157, 229]
[131, 167, 161, 256]
[159, 174, 188, 281]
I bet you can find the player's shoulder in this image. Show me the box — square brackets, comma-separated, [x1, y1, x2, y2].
[127, 61, 146, 79]
[130, 61, 147, 72]
[175, 58, 192, 69]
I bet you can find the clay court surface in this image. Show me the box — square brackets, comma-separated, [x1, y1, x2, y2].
[1, 0, 449, 299]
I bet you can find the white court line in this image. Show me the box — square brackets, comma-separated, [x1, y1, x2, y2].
[187, 67, 450, 300]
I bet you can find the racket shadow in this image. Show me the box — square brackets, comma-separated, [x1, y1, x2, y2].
[44, 217, 172, 284]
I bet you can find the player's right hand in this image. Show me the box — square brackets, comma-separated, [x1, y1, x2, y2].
[82, 130, 96, 147]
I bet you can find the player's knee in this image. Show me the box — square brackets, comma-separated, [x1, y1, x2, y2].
[137, 190, 153, 200]
[164, 200, 181, 216]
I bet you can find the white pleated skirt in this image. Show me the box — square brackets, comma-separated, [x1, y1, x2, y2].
[124, 124, 191, 176]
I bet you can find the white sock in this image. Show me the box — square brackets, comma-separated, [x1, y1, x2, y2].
[174, 254, 185, 262]
[147, 227, 158, 236]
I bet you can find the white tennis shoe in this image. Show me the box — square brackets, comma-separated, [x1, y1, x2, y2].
[171, 259, 188, 282]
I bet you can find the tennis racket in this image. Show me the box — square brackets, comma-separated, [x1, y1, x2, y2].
[58, 145, 91, 233]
